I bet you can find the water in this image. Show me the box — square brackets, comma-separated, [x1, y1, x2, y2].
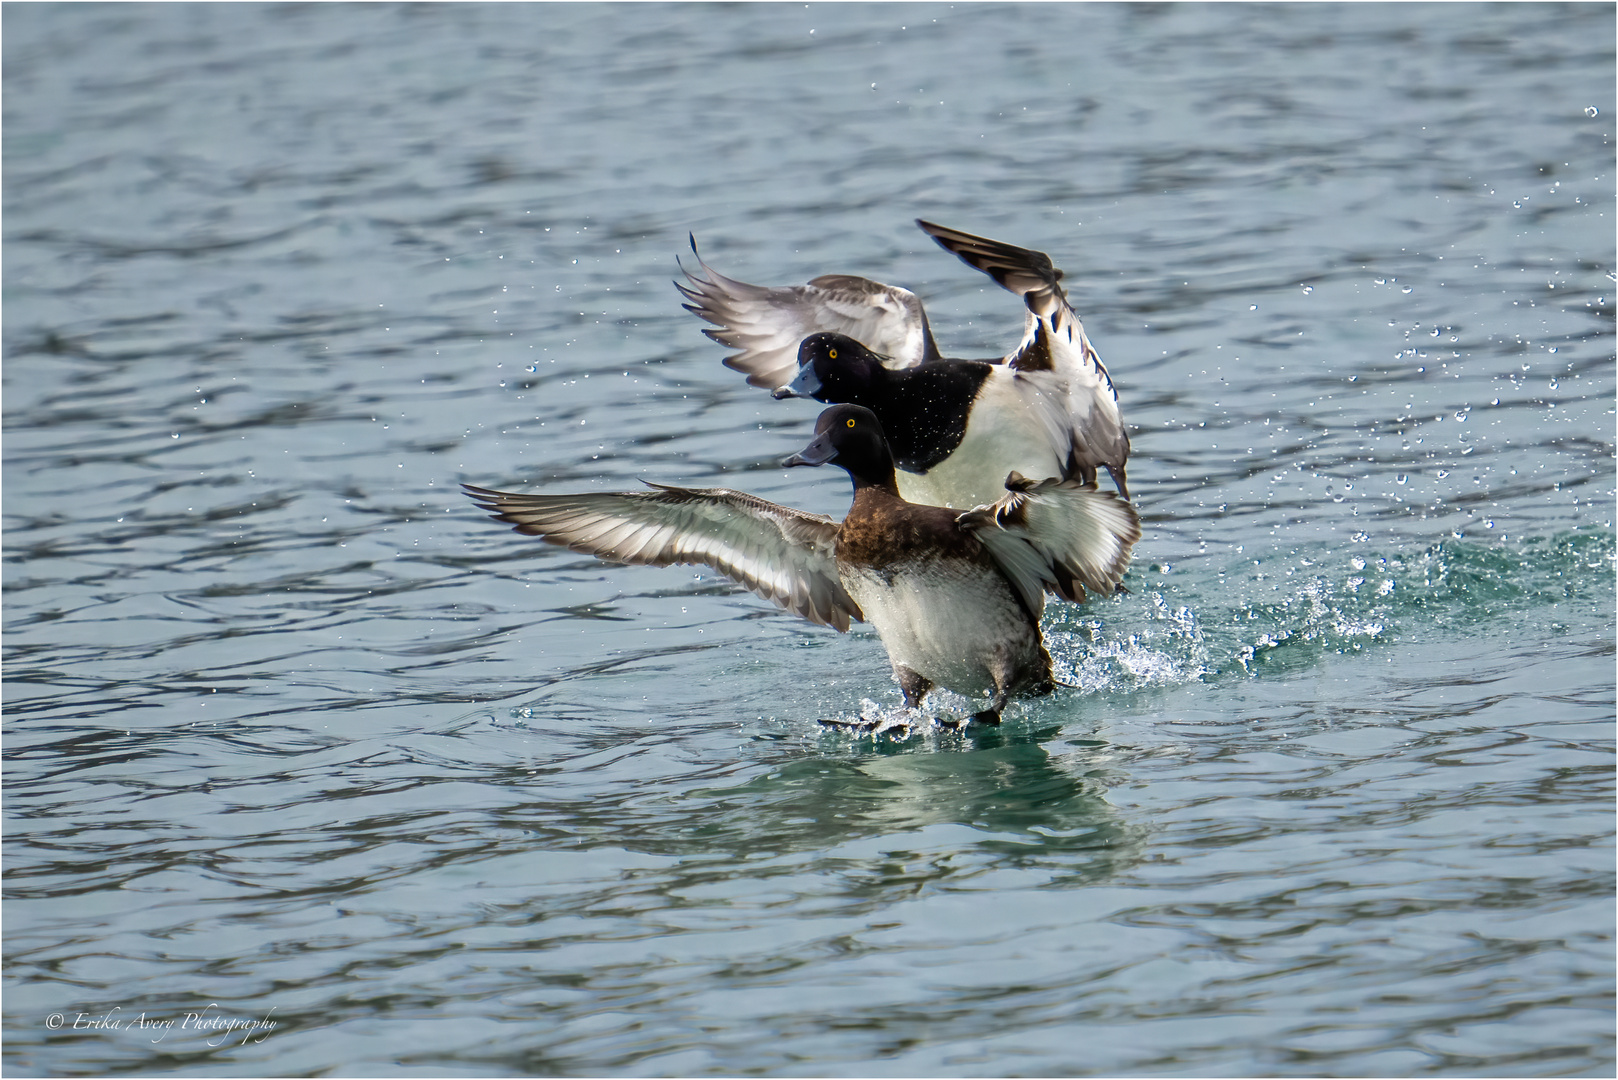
[4, 3, 1613, 1076]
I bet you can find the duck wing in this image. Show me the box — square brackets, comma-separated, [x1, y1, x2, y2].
[916, 219, 1131, 497]
[464, 483, 863, 631]
[677, 237, 942, 391]
[957, 473, 1141, 616]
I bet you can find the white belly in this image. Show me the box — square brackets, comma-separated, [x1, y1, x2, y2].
[894, 375, 1067, 510]
[842, 560, 1043, 697]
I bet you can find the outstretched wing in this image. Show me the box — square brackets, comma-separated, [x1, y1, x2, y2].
[917, 219, 1131, 497]
[958, 473, 1141, 618]
[676, 237, 941, 390]
[464, 483, 863, 631]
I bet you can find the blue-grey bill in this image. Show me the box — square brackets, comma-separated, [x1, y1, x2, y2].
[782, 432, 835, 468]
[773, 363, 822, 400]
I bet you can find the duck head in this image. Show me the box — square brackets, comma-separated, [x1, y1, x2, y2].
[782, 404, 897, 490]
[773, 332, 887, 403]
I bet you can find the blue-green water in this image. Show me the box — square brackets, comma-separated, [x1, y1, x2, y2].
[4, 3, 1613, 1076]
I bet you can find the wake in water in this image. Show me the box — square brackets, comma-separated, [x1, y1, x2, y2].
[1049, 527, 1612, 697]
[491, 529, 1613, 740]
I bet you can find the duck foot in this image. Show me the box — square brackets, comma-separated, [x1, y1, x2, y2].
[819, 714, 914, 738]
[932, 710, 1001, 732]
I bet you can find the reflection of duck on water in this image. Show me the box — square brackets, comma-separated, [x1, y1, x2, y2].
[540, 729, 1147, 893]
[467, 405, 1138, 726]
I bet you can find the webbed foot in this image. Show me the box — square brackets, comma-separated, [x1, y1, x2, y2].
[818, 715, 883, 734]
[819, 712, 915, 738]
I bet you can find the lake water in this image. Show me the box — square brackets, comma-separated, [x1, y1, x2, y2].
[3, 3, 1613, 1076]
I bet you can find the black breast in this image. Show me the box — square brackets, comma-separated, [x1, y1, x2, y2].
[871, 362, 993, 474]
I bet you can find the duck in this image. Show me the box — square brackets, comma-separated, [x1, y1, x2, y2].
[465, 404, 1140, 727]
[676, 219, 1131, 509]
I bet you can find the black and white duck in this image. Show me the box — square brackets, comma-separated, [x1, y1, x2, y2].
[677, 220, 1131, 509]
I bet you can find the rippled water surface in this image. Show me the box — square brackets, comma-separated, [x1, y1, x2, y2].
[4, 3, 1614, 1076]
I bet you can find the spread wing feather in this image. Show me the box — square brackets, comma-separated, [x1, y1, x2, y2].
[959, 473, 1141, 615]
[917, 219, 1132, 497]
[676, 238, 940, 390]
[464, 483, 863, 631]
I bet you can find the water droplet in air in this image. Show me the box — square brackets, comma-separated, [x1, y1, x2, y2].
[1548, 378, 1559, 390]
[1301, 285, 1313, 295]
[1401, 286, 1412, 294]
[1396, 474, 1408, 485]
[1586, 106, 1599, 118]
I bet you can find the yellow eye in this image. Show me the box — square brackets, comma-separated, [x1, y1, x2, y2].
[828, 347, 838, 359]
[845, 418, 856, 428]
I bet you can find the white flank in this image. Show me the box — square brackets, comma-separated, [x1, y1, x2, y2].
[894, 368, 1068, 510]
[841, 560, 1042, 696]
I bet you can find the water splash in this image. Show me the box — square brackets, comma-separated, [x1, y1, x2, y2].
[1048, 529, 1613, 693]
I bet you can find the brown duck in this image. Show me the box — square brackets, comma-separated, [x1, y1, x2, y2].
[466, 405, 1139, 726]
